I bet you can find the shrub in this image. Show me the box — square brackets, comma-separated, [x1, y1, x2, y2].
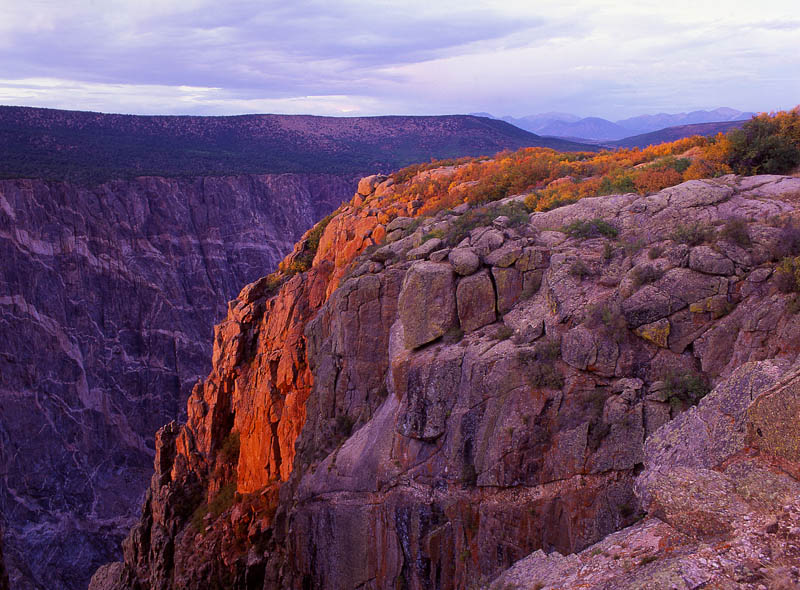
[630, 265, 664, 288]
[622, 238, 646, 256]
[602, 241, 616, 262]
[208, 483, 237, 518]
[218, 431, 240, 464]
[563, 218, 619, 239]
[776, 257, 800, 293]
[727, 115, 800, 175]
[282, 211, 337, 275]
[534, 335, 561, 361]
[787, 295, 800, 315]
[569, 259, 592, 279]
[648, 246, 663, 259]
[190, 483, 238, 533]
[662, 370, 710, 407]
[719, 218, 751, 247]
[585, 302, 628, 342]
[671, 222, 713, 246]
[443, 201, 530, 245]
[773, 221, 800, 258]
[493, 325, 514, 340]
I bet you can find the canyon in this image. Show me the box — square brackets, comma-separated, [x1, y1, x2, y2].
[0, 107, 587, 590]
[89, 167, 800, 588]
[0, 173, 351, 589]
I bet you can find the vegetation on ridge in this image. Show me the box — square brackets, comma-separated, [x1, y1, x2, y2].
[386, 107, 800, 219]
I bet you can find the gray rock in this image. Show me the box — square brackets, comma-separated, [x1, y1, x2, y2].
[484, 242, 523, 267]
[407, 238, 443, 260]
[472, 228, 505, 257]
[399, 262, 457, 349]
[386, 216, 415, 232]
[429, 248, 451, 262]
[456, 270, 497, 332]
[448, 248, 481, 276]
[689, 246, 735, 275]
[562, 326, 597, 370]
[491, 266, 522, 314]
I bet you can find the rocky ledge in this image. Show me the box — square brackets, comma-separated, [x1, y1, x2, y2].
[92, 173, 800, 589]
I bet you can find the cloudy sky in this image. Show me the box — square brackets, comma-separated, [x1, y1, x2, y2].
[0, 0, 797, 119]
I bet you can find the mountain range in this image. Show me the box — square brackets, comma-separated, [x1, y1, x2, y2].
[474, 107, 755, 141]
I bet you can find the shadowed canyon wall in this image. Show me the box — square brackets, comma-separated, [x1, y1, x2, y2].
[0, 173, 353, 589]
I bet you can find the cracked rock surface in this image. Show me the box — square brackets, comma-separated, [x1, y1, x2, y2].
[91, 174, 800, 589]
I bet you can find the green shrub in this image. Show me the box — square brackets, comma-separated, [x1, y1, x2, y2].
[208, 483, 237, 518]
[443, 201, 529, 245]
[563, 218, 619, 239]
[727, 116, 800, 175]
[569, 259, 592, 279]
[218, 431, 240, 463]
[719, 218, 751, 246]
[493, 325, 514, 340]
[284, 211, 337, 275]
[335, 414, 355, 437]
[598, 174, 635, 196]
[776, 256, 800, 293]
[585, 302, 628, 342]
[662, 371, 710, 407]
[670, 222, 713, 246]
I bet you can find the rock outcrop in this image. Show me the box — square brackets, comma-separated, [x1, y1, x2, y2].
[93, 173, 800, 589]
[488, 358, 800, 589]
[0, 173, 352, 590]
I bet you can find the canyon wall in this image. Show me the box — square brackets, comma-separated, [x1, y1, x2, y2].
[0, 173, 354, 590]
[95, 173, 800, 588]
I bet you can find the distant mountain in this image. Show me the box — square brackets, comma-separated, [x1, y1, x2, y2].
[610, 120, 747, 148]
[0, 106, 596, 184]
[487, 108, 755, 142]
[534, 116, 630, 141]
[616, 108, 755, 135]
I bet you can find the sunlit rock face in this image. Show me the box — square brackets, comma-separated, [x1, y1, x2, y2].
[94, 174, 800, 589]
[0, 173, 352, 590]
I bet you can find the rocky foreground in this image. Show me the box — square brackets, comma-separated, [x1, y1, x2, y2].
[92, 173, 800, 589]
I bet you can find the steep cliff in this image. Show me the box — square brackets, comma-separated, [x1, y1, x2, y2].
[0, 173, 353, 590]
[94, 169, 800, 588]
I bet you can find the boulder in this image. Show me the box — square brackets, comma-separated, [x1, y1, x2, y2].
[386, 216, 415, 232]
[448, 247, 481, 276]
[357, 174, 387, 196]
[472, 228, 505, 257]
[491, 267, 522, 314]
[485, 242, 523, 267]
[398, 262, 457, 349]
[407, 238, 443, 260]
[689, 246, 734, 275]
[456, 270, 497, 332]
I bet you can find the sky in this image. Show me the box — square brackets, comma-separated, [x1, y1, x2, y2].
[0, 0, 797, 119]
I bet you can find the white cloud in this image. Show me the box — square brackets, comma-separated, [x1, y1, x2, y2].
[0, 0, 797, 117]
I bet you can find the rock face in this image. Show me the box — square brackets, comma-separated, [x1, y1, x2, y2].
[488, 358, 800, 589]
[93, 174, 800, 589]
[0, 173, 352, 590]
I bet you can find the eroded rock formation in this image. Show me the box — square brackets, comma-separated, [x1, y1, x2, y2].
[93, 173, 800, 589]
[0, 173, 352, 590]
